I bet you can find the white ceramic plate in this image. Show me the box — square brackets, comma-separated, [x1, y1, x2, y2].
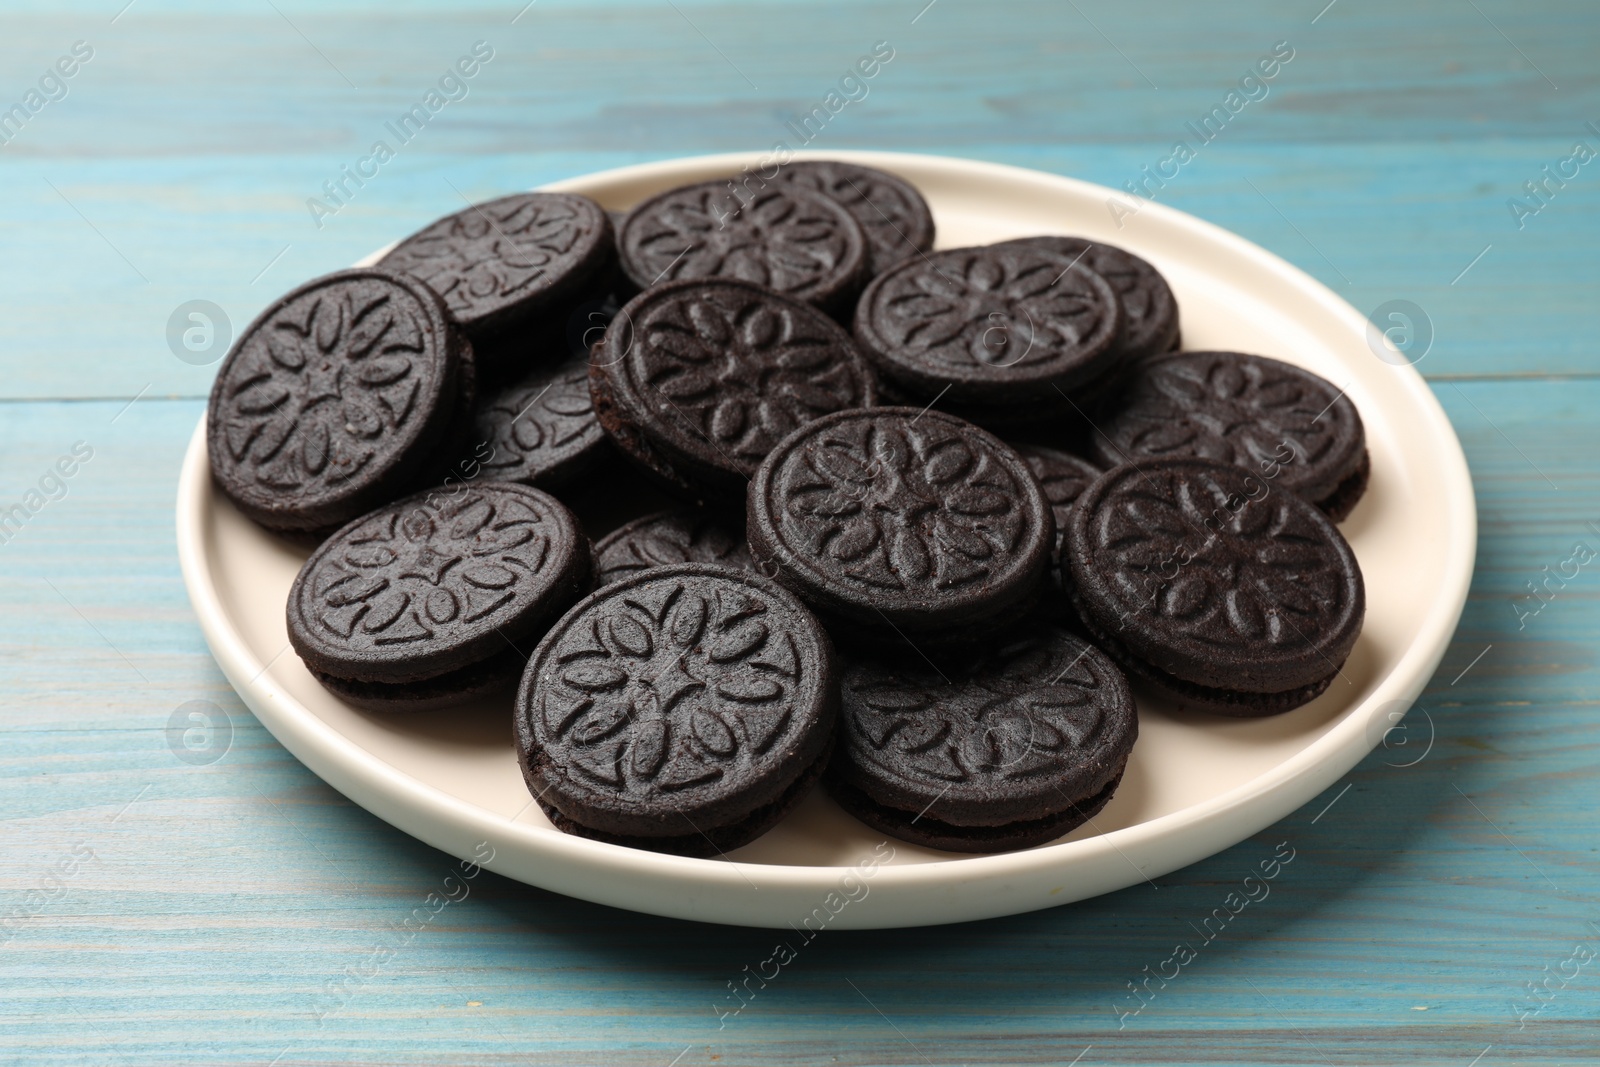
[176, 151, 1475, 929]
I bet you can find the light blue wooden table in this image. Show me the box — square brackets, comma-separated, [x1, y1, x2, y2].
[2, 1, 1596, 1063]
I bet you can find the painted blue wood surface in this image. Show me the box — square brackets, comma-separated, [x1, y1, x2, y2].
[1, 1, 1597, 1064]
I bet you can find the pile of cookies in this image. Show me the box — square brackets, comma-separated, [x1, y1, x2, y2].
[207, 160, 1367, 856]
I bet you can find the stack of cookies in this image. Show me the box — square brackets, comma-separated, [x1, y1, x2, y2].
[207, 159, 1368, 857]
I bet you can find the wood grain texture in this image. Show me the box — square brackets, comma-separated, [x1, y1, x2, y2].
[1, 1, 1597, 1064]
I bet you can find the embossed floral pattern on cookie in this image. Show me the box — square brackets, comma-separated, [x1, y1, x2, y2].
[855, 245, 1122, 393]
[208, 271, 462, 534]
[775, 160, 934, 274]
[1067, 457, 1364, 689]
[594, 278, 876, 494]
[772, 411, 1035, 595]
[618, 181, 867, 309]
[843, 630, 1126, 791]
[1091, 351, 1365, 502]
[747, 407, 1054, 638]
[521, 567, 834, 822]
[540, 580, 802, 792]
[1000, 236, 1178, 357]
[381, 193, 611, 328]
[629, 282, 873, 467]
[289, 482, 588, 682]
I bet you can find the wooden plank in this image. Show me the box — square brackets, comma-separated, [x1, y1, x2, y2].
[8, 141, 1598, 390]
[0, 2, 1595, 399]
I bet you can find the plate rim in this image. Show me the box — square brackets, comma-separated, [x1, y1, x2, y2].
[176, 149, 1476, 927]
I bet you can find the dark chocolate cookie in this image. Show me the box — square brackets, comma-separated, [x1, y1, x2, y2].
[591, 278, 877, 502]
[1013, 444, 1102, 616]
[379, 192, 614, 349]
[747, 407, 1054, 645]
[468, 348, 609, 491]
[1089, 351, 1368, 518]
[853, 244, 1124, 407]
[830, 628, 1137, 852]
[616, 180, 869, 316]
[516, 563, 837, 856]
[774, 160, 935, 275]
[1065, 457, 1365, 716]
[208, 269, 470, 535]
[593, 510, 753, 586]
[287, 481, 592, 712]
[999, 236, 1178, 358]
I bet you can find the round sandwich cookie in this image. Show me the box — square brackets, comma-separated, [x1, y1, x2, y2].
[747, 407, 1055, 646]
[616, 180, 870, 317]
[593, 509, 753, 586]
[379, 192, 614, 355]
[998, 236, 1179, 359]
[208, 269, 472, 536]
[1012, 444, 1102, 617]
[1089, 350, 1370, 521]
[830, 628, 1137, 853]
[516, 564, 838, 856]
[773, 160, 935, 275]
[590, 278, 877, 503]
[287, 481, 592, 713]
[466, 347, 610, 492]
[853, 244, 1125, 409]
[1065, 457, 1365, 717]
